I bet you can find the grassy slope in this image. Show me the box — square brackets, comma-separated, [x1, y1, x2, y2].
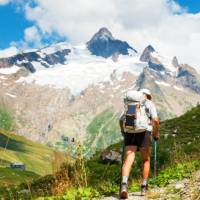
[0, 167, 39, 187]
[86, 105, 200, 191]
[85, 108, 122, 155]
[0, 129, 57, 177]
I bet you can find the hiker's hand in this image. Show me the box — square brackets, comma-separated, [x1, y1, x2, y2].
[152, 129, 160, 141]
[153, 134, 159, 141]
[152, 118, 160, 141]
[152, 123, 160, 139]
[152, 128, 160, 140]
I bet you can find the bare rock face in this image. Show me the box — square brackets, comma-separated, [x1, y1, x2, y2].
[176, 64, 200, 93]
[140, 45, 155, 62]
[0, 69, 137, 145]
[1, 82, 72, 143]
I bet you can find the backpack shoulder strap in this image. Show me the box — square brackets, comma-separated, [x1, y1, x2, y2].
[141, 100, 152, 120]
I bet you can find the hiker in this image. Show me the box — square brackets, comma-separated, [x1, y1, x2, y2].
[119, 89, 160, 199]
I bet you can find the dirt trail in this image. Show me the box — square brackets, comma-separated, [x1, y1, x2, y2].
[102, 170, 200, 200]
[102, 192, 146, 200]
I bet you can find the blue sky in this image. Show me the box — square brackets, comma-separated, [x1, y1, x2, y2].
[0, 0, 200, 68]
[0, 0, 199, 50]
[0, 4, 33, 49]
[0, 1, 66, 49]
[175, 0, 200, 13]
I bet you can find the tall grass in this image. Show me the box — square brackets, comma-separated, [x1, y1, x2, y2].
[0, 141, 90, 199]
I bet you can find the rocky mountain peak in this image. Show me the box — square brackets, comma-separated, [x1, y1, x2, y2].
[146, 44, 155, 52]
[87, 27, 114, 45]
[140, 56, 200, 95]
[87, 27, 137, 58]
[92, 27, 114, 41]
[140, 44, 155, 62]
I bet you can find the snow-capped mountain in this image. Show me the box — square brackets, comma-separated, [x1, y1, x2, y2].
[0, 44, 71, 73]
[13, 44, 144, 95]
[0, 27, 137, 76]
[137, 46, 200, 94]
[87, 27, 137, 58]
[0, 30, 144, 95]
[136, 45, 200, 118]
[0, 27, 200, 149]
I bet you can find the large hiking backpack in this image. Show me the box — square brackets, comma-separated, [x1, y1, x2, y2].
[121, 90, 150, 133]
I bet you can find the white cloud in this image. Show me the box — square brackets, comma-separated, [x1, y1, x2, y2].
[0, 0, 10, 5]
[10, 26, 42, 50]
[18, 0, 200, 69]
[24, 26, 41, 45]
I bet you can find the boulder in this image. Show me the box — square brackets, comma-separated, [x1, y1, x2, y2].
[100, 150, 121, 164]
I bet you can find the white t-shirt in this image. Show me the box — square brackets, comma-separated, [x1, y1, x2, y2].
[143, 99, 158, 131]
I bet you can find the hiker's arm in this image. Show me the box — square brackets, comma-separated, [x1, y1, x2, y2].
[152, 118, 160, 140]
[148, 101, 160, 140]
[152, 118, 160, 126]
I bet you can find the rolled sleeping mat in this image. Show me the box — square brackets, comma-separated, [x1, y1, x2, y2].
[124, 90, 144, 103]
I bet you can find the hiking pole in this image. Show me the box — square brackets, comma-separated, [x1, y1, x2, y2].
[153, 140, 157, 178]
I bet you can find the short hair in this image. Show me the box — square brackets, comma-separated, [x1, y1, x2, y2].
[146, 94, 152, 100]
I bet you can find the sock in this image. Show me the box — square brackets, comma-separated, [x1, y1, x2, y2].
[142, 179, 148, 186]
[121, 176, 129, 184]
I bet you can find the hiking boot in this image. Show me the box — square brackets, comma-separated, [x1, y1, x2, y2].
[141, 184, 148, 196]
[120, 183, 128, 199]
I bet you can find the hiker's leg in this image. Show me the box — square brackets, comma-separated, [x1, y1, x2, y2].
[120, 146, 136, 198]
[122, 146, 137, 177]
[140, 147, 151, 180]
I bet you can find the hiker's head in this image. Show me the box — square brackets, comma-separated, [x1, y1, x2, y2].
[140, 89, 152, 100]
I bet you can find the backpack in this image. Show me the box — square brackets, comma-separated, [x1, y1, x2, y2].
[120, 90, 151, 134]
